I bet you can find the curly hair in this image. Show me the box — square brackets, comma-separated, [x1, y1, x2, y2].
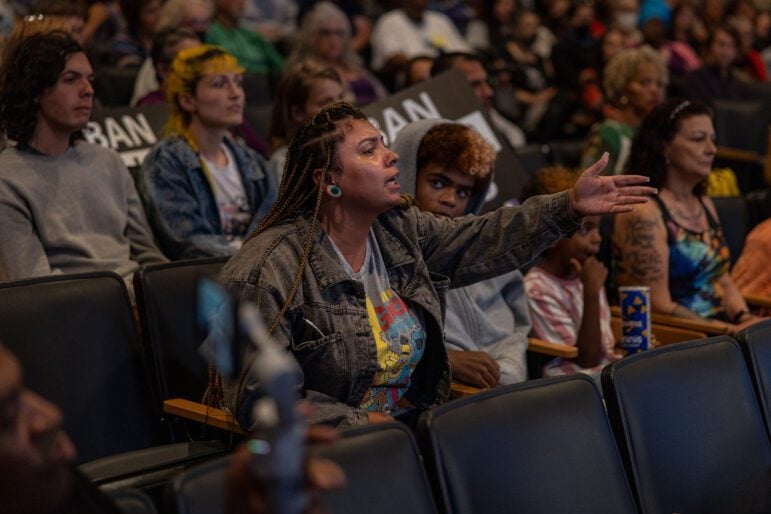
[626, 98, 712, 195]
[268, 59, 344, 150]
[0, 31, 84, 146]
[519, 165, 580, 201]
[417, 123, 494, 193]
[603, 45, 668, 106]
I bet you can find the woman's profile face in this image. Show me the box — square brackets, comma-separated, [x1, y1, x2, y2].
[665, 114, 716, 181]
[332, 119, 401, 216]
[189, 72, 245, 129]
[314, 17, 348, 62]
[624, 60, 664, 117]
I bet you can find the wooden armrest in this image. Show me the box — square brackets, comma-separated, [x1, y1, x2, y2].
[527, 337, 578, 358]
[611, 317, 707, 347]
[715, 146, 763, 165]
[611, 306, 730, 335]
[163, 398, 246, 435]
[450, 382, 484, 400]
[745, 294, 771, 309]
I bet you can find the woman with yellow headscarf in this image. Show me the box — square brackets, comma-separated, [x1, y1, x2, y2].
[138, 45, 277, 260]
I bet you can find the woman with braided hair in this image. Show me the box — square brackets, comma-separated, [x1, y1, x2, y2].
[218, 103, 654, 429]
[139, 45, 277, 260]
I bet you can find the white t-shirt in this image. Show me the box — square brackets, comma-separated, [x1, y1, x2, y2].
[202, 143, 252, 248]
[370, 9, 470, 70]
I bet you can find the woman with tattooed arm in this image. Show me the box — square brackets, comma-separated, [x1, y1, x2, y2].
[614, 99, 765, 333]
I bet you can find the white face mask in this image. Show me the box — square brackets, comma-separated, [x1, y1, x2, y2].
[615, 11, 639, 30]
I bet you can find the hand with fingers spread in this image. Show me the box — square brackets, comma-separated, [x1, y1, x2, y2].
[569, 152, 657, 216]
[448, 349, 501, 388]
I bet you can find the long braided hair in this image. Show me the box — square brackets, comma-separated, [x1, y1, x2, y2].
[252, 101, 367, 333]
[204, 102, 367, 409]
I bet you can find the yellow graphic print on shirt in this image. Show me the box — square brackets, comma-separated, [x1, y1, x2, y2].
[359, 288, 426, 413]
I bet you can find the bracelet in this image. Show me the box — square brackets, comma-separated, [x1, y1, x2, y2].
[731, 309, 750, 324]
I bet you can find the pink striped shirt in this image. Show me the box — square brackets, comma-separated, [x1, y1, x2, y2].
[524, 266, 618, 376]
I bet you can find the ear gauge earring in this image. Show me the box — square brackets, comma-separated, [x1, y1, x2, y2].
[619, 95, 629, 106]
[326, 183, 342, 198]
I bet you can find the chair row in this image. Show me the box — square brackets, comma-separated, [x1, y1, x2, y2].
[164, 328, 771, 514]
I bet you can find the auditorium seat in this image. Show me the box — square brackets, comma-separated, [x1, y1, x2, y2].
[0, 272, 226, 490]
[133, 257, 231, 438]
[737, 319, 771, 434]
[602, 336, 771, 513]
[169, 424, 438, 514]
[419, 375, 637, 514]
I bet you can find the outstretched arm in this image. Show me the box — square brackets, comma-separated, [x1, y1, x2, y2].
[569, 153, 657, 216]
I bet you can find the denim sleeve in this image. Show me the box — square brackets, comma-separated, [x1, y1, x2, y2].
[417, 191, 582, 288]
[139, 142, 235, 260]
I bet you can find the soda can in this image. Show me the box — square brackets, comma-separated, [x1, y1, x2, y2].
[619, 286, 651, 354]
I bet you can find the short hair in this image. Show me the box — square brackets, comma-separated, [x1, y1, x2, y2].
[520, 166, 580, 201]
[288, 1, 361, 70]
[0, 31, 85, 145]
[119, 0, 157, 32]
[626, 98, 712, 195]
[151, 27, 200, 67]
[706, 23, 741, 53]
[156, 0, 213, 33]
[268, 59, 344, 149]
[164, 44, 243, 136]
[417, 123, 494, 193]
[431, 51, 484, 77]
[602, 45, 668, 106]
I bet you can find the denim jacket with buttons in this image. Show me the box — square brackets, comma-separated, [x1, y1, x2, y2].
[138, 136, 277, 260]
[220, 191, 581, 428]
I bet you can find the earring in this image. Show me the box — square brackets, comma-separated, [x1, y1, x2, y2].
[326, 183, 342, 198]
[619, 95, 629, 106]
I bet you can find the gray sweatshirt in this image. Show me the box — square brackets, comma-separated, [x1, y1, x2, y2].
[0, 143, 167, 283]
[392, 119, 530, 384]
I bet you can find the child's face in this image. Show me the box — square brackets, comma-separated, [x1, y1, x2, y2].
[415, 166, 476, 218]
[554, 215, 602, 263]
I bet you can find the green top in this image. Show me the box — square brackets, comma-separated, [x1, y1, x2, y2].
[205, 21, 284, 74]
[580, 119, 636, 175]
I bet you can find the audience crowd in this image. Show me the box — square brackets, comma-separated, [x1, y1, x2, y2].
[1, 0, 771, 508]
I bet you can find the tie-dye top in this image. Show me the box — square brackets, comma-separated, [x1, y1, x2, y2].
[653, 195, 730, 318]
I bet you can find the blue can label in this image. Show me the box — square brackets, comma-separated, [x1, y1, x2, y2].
[619, 286, 651, 354]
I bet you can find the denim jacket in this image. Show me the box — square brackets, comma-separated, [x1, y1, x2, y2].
[138, 136, 277, 260]
[220, 191, 581, 428]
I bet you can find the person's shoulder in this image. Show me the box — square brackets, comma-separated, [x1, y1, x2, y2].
[143, 136, 196, 169]
[222, 217, 303, 283]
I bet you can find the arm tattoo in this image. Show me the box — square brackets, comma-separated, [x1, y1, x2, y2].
[623, 217, 664, 282]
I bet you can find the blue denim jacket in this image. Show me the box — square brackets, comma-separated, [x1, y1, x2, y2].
[221, 192, 581, 428]
[139, 136, 277, 260]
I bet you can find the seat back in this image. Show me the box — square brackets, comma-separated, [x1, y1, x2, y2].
[712, 195, 752, 265]
[134, 257, 229, 404]
[167, 455, 231, 514]
[602, 337, 771, 513]
[737, 319, 771, 434]
[419, 375, 637, 514]
[107, 488, 159, 514]
[313, 423, 438, 514]
[0, 272, 166, 463]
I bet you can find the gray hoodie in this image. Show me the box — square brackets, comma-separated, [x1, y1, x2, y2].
[392, 119, 530, 384]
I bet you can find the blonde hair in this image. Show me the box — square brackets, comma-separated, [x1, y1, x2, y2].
[603, 45, 668, 106]
[164, 44, 244, 140]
